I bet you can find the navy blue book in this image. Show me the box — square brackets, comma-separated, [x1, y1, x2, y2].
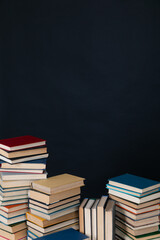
[107, 173, 160, 193]
[34, 228, 89, 240]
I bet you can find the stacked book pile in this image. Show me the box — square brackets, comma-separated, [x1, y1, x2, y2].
[0, 135, 48, 240]
[106, 173, 160, 240]
[26, 173, 85, 239]
[79, 195, 115, 240]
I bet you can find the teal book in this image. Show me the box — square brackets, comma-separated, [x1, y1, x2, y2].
[32, 228, 89, 239]
[108, 173, 160, 193]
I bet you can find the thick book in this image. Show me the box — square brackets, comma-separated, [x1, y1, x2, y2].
[0, 228, 27, 240]
[0, 198, 28, 206]
[79, 198, 88, 234]
[0, 171, 47, 181]
[26, 228, 89, 240]
[1, 159, 47, 169]
[0, 221, 26, 234]
[97, 195, 108, 240]
[0, 179, 32, 189]
[0, 146, 47, 159]
[0, 203, 28, 213]
[29, 195, 80, 210]
[109, 194, 160, 209]
[27, 218, 78, 234]
[0, 208, 28, 219]
[0, 153, 49, 164]
[32, 173, 85, 194]
[0, 135, 46, 151]
[29, 187, 81, 205]
[105, 199, 115, 240]
[84, 199, 95, 238]
[0, 212, 27, 225]
[91, 199, 99, 240]
[108, 173, 160, 194]
[26, 211, 79, 228]
[0, 188, 29, 197]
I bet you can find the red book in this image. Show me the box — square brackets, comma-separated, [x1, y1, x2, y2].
[0, 135, 46, 151]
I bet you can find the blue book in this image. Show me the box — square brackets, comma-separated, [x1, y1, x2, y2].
[34, 228, 89, 240]
[108, 173, 160, 193]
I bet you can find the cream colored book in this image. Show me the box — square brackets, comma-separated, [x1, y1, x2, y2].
[0, 147, 47, 158]
[79, 198, 88, 234]
[97, 196, 108, 240]
[32, 173, 85, 194]
[105, 199, 115, 240]
[29, 187, 81, 204]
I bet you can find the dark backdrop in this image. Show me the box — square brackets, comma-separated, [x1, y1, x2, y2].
[0, 0, 160, 198]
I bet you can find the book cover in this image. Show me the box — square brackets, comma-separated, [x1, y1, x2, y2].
[0, 135, 46, 151]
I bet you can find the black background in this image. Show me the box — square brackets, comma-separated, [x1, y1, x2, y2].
[0, 0, 160, 198]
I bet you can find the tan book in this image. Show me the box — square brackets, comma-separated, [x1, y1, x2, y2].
[26, 211, 79, 228]
[0, 228, 27, 240]
[116, 202, 160, 214]
[79, 198, 88, 234]
[0, 146, 47, 159]
[0, 203, 28, 213]
[32, 173, 85, 194]
[0, 179, 32, 189]
[105, 199, 115, 240]
[116, 218, 159, 236]
[97, 196, 108, 240]
[29, 200, 80, 215]
[27, 218, 79, 233]
[0, 172, 47, 181]
[116, 211, 159, 227]
[0, 221, 27, 234]
[0, 198, 28, 206]
[29, 187, 81, 204]
[109, 194, 160, 209]
[29, 195, 80, 210]
[0, 208, 28, 219]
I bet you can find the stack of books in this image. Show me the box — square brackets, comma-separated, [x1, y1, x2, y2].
[27, 228, 89, 240]
[79, 195, 115, 240]
[0, 135, 48, 240]
[26, 173, 85, 239]
[106, 173, 160, 240]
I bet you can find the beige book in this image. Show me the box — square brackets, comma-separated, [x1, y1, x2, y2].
[0, 198, 28, 206]
[29, 195, 80, 210]
[0, 208, 28, 219]
[116, 202, 160, 214]
[0, 228, 27, 240]
[0, 147, 47, 158]
[97, 196, 108, 240]
[79, 198, 88, 233]
[116, 218, 159, 236]
[105, 199, 115, 240]
[32, 173, 85, 194]
[0, 221, 27, 234]
[109, 194, 160, 209]
[26, 211, 79, 228]
[0, 179, 32, 189]
[29, 187, 81, 204]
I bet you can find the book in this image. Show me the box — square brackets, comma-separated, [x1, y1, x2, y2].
[0, 188, 29, 197]
[0, 198, 28, 206]
[106, 184, 159, 197]
[84, 199, 95, 238]
[0, 179, 32, 189]
[0, 221, 27, 234]
[108, 173, 160, 194]
[1, 159, 47, 169]
[116, 211, 159, 227]
[0, 212, 27, 225]
[105, 199, 115, 240]
[30, 204, 79, 220]
[29, 195, 80, 210]
[91, 199, 99, 240]
[0, 203, 28, 213]
[26, 228, 89, 240]
[0, 168, 44, 174]
[115, 205, 159, 220]
[29, 187, 81, 205]
[116, 225, 160, 240]
[26, 211, 79, 228]
[32, 173, 85, 194]
[108, 189, 160, 204]
[0, 194, 28, 202]
[0, 153, 49, 164]
[0, 208, 28, 218]
[115, 218, 159, 236]
[27, 218, 78, 234]
[29, 199, 80, 215]
[97, 195, 108, 240]
[27, 223, 79, 238]
[0, 135, 46, 151]
[116, 202, 160, 214]
[0, 228, 27, 240]
[0, 146, 47, 159]
[109, 194, 160, 209]
[79, 198, 88, 234]
[0, 172, 47, 181]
